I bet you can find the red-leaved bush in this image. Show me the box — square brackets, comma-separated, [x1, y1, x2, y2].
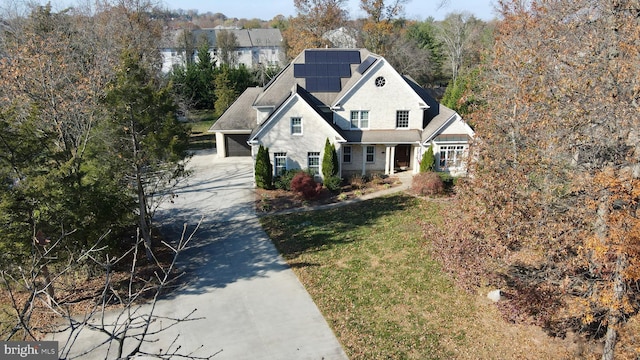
[290, 172, 322, 199]
[411, 171, 444, 196]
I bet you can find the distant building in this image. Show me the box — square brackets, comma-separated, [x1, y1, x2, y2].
[160, 28, 285, 73]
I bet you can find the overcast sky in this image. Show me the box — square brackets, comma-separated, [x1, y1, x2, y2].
[159, 0, 498, 21]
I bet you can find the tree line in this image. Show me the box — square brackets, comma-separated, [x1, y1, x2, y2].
[426, 0, 640, 359]
[0, 1, 200, 350]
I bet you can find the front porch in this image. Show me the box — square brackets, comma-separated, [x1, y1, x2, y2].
[339, 143, 421, 178]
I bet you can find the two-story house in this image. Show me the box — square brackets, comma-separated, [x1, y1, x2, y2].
[160, 28, 284, 73]
[210, 48, 474, 178]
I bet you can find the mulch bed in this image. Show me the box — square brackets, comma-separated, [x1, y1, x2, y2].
[255, 175, 402, 214]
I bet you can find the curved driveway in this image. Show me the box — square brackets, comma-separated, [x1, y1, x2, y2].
[152, 150, 348, 360]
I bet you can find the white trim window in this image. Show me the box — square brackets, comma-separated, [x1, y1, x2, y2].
[291, 117, 302, 135]
[274, 152, 287, 176]
[396, 110, 409, 128]
[439, 145, 465, 169]
[366, 145, 375, 163]
[308, 152, 320, 175]
[350, 110, 369, 129]
[343, 145, 352, 163]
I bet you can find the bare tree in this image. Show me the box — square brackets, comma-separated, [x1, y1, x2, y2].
[1, 221, 220, 359]
[216, 29, 238, 66]
[435, 12, 474, 83]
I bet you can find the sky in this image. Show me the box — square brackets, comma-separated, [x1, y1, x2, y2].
[158, 0, 498, 22]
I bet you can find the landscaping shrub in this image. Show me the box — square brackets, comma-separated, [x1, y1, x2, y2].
[274, 169, 302, 190]
[411, 171, 444, 196]
[290, 172, 322, 200]
[349, 174, 367, 189]
[255, 145, 272, 189]
[420, 145, 435, 173]
[323, 175, 342, 192]
[438, 172, 458, 190]
[322, 139, 339, 179]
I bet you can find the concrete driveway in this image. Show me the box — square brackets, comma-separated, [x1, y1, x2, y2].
[54, 150, 348, 359]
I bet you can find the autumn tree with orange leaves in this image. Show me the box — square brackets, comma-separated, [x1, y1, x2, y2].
[427, 0, 640, 359]
[283, 0, 349, 59]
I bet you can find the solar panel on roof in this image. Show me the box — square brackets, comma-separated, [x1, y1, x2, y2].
[327, 77, 341, 91]
[306, 77, 341, 92]
[305, 50, 316, 63]
[357, 55, 376, 74]
[348, 51, 361, 63]
[337, 63, 351, 77]
[293, 64, 306, 77]
[298, 50, 362, 92]
[327, 65, 340, 76]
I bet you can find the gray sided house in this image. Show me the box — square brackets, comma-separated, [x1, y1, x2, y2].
[210, 48, 474, 179]
[161, 28, 284, 73]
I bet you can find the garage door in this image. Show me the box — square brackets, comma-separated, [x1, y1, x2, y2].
[224, 134, 251, 157]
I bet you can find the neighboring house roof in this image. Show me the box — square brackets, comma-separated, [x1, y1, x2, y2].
[191, 28, 282, 48]
[210, 87, 262, 132]
[247, 29, 283, 47]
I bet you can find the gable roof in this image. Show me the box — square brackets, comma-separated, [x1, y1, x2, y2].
[254, 48, 376, 108]
[209, 87, 262, 132]
[214, 48, 469, 146]
[249, 85, 345, 143]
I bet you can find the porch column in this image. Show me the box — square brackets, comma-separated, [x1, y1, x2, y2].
[385, 146, 392, 175]
[413, 146, 420, 174]
[215, 132, 226, 158]
[389, 146, 396, 175]
[338, 146, 343, 178]
[361, 145, 367, 176]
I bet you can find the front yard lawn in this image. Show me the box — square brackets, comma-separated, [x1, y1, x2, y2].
[260, 194, 588, 359]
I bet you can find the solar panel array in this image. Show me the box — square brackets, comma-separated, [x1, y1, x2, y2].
[294, 50, 361, 92]
[357, 55, 377, 74]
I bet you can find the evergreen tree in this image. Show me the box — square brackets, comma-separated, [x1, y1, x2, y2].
[103, 50, 189, 259]
[420, 145, 435, 172]
[322, 138, 339, 178]
[214, 66, 238, 117]
[254, 145, 272, 189]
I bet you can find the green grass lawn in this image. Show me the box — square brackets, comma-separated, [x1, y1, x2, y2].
[261, 194, 473, 359]
[260, 194, 583, 360]
[185, 110, 216, 150]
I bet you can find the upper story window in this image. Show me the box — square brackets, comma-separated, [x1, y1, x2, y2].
[350, 110, 369, 129]
[291, 117, 302, 135]
[396, 110, 409, 128]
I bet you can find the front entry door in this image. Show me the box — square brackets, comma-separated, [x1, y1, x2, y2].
[395, 145, 411, 169]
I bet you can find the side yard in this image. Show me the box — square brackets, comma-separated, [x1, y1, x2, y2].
[260, 194, 595, 359]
